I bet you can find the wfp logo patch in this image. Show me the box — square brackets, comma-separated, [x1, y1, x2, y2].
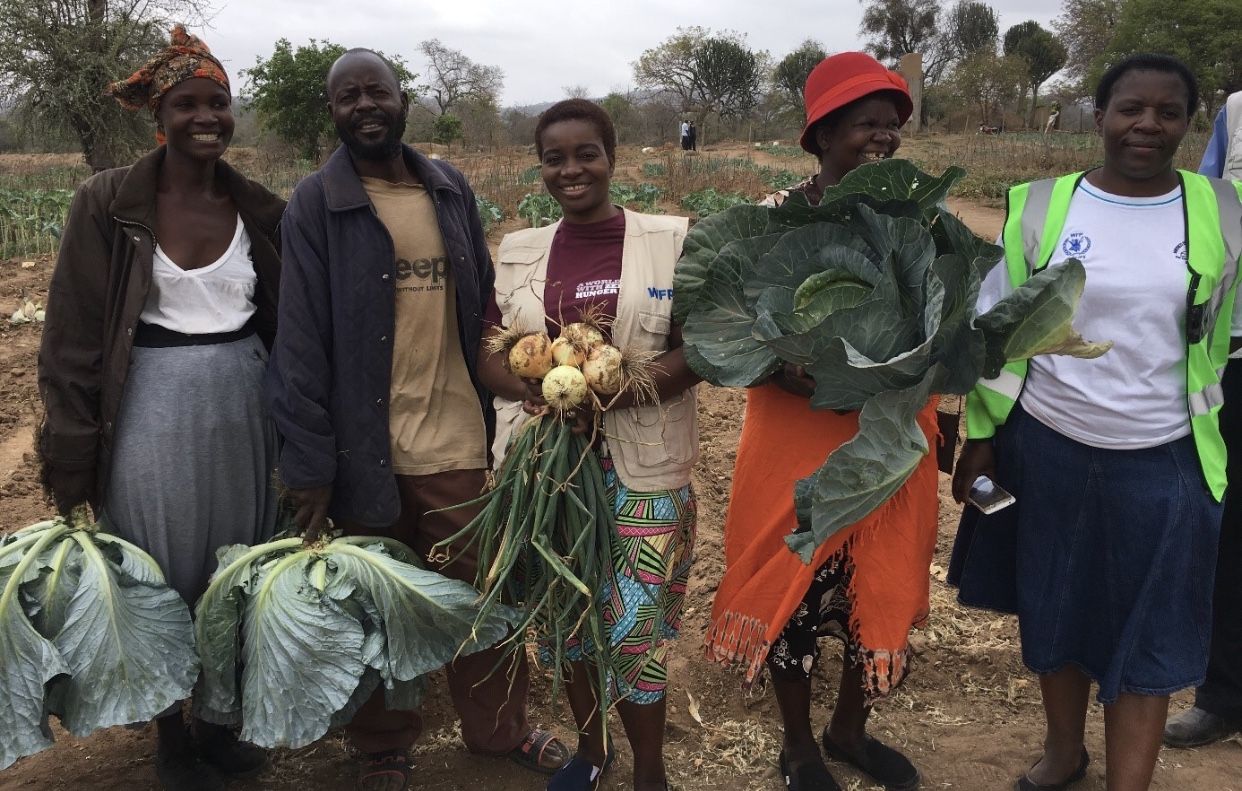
[1062, 232, 1092, 257]
[647, 286, 674, 300]
[1174, 241, 1188, 261]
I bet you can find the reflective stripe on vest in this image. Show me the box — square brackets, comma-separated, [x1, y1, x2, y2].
[967, 170, 1242, 500]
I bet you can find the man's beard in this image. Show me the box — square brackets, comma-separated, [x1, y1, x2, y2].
[337, 111, 407, 161]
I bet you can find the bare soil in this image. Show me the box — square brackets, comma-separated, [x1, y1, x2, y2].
[1, 145, 1238, 791]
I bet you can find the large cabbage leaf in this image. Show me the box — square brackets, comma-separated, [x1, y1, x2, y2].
[0, 518, 197, 770]
[194, 535, 518, 749]
[677, 159, 1110, 560]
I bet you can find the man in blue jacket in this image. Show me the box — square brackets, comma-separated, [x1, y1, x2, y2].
[1164, 90, 1242, 749]
[266, 48, 567, 790]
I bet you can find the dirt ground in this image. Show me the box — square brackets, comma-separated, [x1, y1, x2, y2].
[1, 147, 1239, 791]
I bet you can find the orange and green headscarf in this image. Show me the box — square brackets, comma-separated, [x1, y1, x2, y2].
[106, 25, 230, 141]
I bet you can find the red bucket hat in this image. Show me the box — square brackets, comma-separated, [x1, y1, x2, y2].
[799, 52, 913, 155]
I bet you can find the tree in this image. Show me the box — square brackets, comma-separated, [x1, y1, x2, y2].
[633, 26, 710, 111]
[859, 0, 948, 82]
[419, 39, 503, 117]
[1004, 21, 1068, 126]
[948, 51, 1026, 127]
[562, 84, 591, 99]
[1103, 0, 1241, 115]
[245, 40, 414, 161]
[693, 35, 764, 121]
[432, 113, 462, 146]
[633, 27, 764, 135]
[773, 40, 828, 107]
[599, 91, 637, 141]
[0, 0, 204, 171]
[1053, 0, 1125, 91]
[940, 0, 999, 61]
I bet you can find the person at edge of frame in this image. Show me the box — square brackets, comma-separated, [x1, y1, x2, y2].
[949, 54, 1242, 791]
[263, 47, 569, 791]
[1162, 87, 1242, 750]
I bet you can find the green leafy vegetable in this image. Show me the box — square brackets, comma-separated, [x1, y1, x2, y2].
[677, 159, 1111, 560]
[1, 517, 197, 770]
[193, 535, 515, 749]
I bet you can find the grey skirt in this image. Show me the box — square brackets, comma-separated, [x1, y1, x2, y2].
[102, 332, 279, 605]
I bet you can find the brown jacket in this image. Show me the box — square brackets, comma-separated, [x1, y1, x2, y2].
[37, 146, 285, 493]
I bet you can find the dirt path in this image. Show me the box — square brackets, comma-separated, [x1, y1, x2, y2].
[1, 176, 1238, 790]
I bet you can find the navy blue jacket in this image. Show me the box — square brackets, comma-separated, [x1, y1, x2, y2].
[266, 144, 495, 526]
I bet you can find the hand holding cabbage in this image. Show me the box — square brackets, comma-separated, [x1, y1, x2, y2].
[674, 160, 1110, 560]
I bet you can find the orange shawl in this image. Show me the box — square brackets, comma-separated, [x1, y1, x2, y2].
[705, 383, 941, 697]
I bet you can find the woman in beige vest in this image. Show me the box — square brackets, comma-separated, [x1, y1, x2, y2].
[479, 99, 700, 791]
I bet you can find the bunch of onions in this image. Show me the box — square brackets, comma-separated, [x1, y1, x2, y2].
[435, 310, 659, 717]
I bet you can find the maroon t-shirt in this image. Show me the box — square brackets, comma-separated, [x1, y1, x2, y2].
[486, 212, 625, 338]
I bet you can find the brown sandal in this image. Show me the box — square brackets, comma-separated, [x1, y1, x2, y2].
[507, 728, 570, 774]
[357, 749, 412, 791]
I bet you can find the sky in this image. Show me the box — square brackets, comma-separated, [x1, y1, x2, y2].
[200, 0, 1061, 107]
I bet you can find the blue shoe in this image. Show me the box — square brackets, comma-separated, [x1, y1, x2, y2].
[546, 746, 614, 791]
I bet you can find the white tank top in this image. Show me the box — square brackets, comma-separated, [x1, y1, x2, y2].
[140, 217, 258, 334]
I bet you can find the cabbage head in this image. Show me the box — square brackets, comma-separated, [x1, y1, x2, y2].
[0, 517, 198, 769]
[193, 535, 517, 749]
[675, 160, 1110, 561]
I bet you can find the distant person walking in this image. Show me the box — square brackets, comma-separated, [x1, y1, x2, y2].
[1163, 87, 1242, 750]
[680, 118, 690, 150]
[688, 121, 698, 151]
[1044, 102, 1061, 134]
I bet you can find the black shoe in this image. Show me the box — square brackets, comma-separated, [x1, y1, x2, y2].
[193, 719, 267, 777]
[821, 731, 919, 791]
[779, 750, 842, 791]
[1013, 748, 1089, 791]
[155, 742, 225, 791]
[1163, 706, 1241, 748]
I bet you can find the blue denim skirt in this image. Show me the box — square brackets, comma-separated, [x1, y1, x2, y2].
[949, 403, 1223, 702]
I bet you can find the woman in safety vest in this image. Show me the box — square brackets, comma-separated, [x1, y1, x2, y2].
[950, 54, 1242, 791]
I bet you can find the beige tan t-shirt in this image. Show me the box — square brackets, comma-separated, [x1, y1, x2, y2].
[362, 177, 486, 475]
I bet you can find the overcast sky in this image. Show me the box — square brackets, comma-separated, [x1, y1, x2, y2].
[199, 0, 1061, 106]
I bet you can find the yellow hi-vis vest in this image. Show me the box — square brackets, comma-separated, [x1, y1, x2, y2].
[965, 170, 1242, 500]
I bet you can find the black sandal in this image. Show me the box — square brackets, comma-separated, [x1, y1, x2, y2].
[821, 730, 919, 791]
[779, 750, 842, 791]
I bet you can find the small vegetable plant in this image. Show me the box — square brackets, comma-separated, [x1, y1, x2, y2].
[518, 192, 563, 228]
[474, 195, 504, 233]
[0, 513, 198, 769]
[675, 159, 1110, 560]
[681, 187, 751, 219]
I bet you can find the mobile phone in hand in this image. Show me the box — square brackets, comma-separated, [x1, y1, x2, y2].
[967, 475, 1016, 514]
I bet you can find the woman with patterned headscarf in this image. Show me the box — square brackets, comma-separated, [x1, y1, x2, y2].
[37, 25, 284, 791]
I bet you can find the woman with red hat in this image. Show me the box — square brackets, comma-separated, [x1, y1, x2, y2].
[705, 52, 935, 791]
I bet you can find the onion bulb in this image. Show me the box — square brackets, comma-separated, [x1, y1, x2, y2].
[550, 336, 586, 367]
[562, 322, 605, 351]
[508, 332, 554, 379]
[542, 365, 589, 411]
[582, 344, 623, 395]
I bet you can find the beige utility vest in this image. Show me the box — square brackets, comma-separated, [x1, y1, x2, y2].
[491, 208, 698, 491]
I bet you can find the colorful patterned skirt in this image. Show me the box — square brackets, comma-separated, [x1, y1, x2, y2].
[541, 453, 697, 704]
